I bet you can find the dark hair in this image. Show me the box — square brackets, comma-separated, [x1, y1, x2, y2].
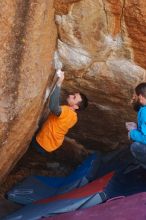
[135, 82, 146, 98]
[77, 93, 88, 110]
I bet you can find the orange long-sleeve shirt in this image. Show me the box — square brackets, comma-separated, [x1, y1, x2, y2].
[36, 105, 77, 152]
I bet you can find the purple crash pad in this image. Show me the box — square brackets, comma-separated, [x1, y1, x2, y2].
[45, 192, 146, 220]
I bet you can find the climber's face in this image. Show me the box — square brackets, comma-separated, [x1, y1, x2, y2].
[67, 93, 82, 110]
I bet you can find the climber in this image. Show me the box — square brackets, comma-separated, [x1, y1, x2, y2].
[32, 70, 88, 156]
[125, 82, 146, 168]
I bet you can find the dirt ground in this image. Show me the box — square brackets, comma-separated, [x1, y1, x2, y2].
[0, 138, 90, 218]
[0, 148, 71, 218]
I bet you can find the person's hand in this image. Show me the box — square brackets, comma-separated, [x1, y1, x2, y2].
[56, 69, 64, 86]
[125, 122, 137, 131]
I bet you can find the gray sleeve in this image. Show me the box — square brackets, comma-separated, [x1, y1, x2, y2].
[49, 85, 62, 116]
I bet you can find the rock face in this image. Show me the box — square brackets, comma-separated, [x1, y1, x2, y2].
[55, 0, 146, 149]
[1, 0, 146, 182]
[0, 0, 57, 182]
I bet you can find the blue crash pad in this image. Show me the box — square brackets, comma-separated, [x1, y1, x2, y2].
[7, 152, 100, 205]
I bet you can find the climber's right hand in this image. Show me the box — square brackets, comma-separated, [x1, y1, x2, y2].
[56, 70, 64, 86]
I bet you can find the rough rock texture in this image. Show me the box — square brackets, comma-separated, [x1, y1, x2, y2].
[55, 0, 146, 150]
[0, 0, 57, 182]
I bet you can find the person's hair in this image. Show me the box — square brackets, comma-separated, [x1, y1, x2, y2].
[77, 93, 88, 111]
[135, 82, 146, 98]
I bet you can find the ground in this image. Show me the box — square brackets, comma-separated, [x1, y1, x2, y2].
[0, 139, 88, 218]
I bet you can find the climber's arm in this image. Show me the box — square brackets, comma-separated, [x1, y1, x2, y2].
[49, 70, 64, 116]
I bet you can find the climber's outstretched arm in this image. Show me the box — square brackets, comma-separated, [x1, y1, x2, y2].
[49, 70, 64, 116]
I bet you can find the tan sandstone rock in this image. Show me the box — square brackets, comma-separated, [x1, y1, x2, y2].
[55, 0, 146, 150]
[0, 0, 57, 182]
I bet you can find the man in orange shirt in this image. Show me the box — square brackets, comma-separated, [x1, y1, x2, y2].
[33, 70, 88, 155]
